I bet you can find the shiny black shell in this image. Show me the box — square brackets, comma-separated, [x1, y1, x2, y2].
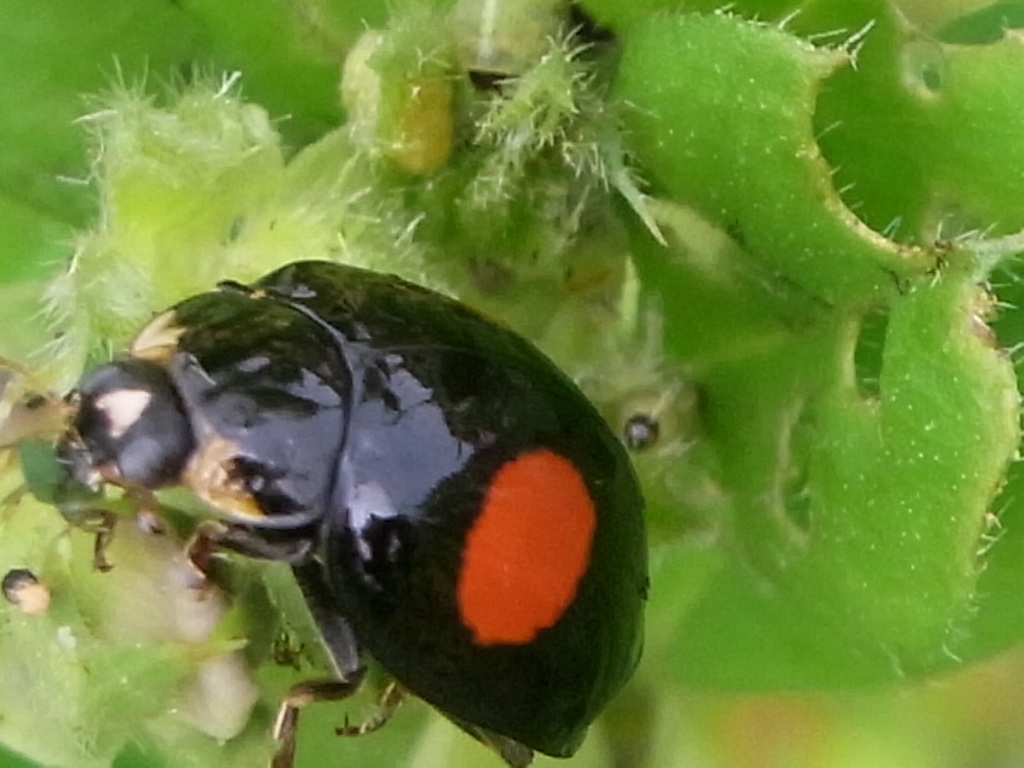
[79, 261, 648, 756]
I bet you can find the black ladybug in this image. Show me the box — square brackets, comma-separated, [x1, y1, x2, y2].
[57, 261, 647, 766]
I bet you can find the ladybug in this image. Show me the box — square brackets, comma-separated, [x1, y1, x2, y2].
[55, 260, 647, 766]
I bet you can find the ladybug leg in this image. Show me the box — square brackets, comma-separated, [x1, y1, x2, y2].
[83, 510, 117, 572]
[49, 475, 118, 571]
[54, 505, 118, 572]
[336, 680, 405, 737]
[267, 562, 378, 767]
[291, 562, 364, 675]
[186, 519, 315, 574]
[56, 484, 161, 572]
[271, 674, 366, 768]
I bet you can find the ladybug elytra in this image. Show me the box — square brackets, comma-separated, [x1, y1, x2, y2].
[56, 260, 648, 766]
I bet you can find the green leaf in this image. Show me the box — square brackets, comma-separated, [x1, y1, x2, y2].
[614, 11, 932, 308]
[615, 10, 1020, 687]
[815, 0, 1024, 242]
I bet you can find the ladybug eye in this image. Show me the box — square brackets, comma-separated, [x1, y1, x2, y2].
[623, 412, 660, 452]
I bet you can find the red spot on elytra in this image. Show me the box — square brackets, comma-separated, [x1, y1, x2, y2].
[457, 449, 596, 645]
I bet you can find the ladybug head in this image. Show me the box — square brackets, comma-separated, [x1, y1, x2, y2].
[58, 358, 195, 490]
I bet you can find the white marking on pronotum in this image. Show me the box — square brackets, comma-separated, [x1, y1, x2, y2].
[95, 389, 152, 439]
